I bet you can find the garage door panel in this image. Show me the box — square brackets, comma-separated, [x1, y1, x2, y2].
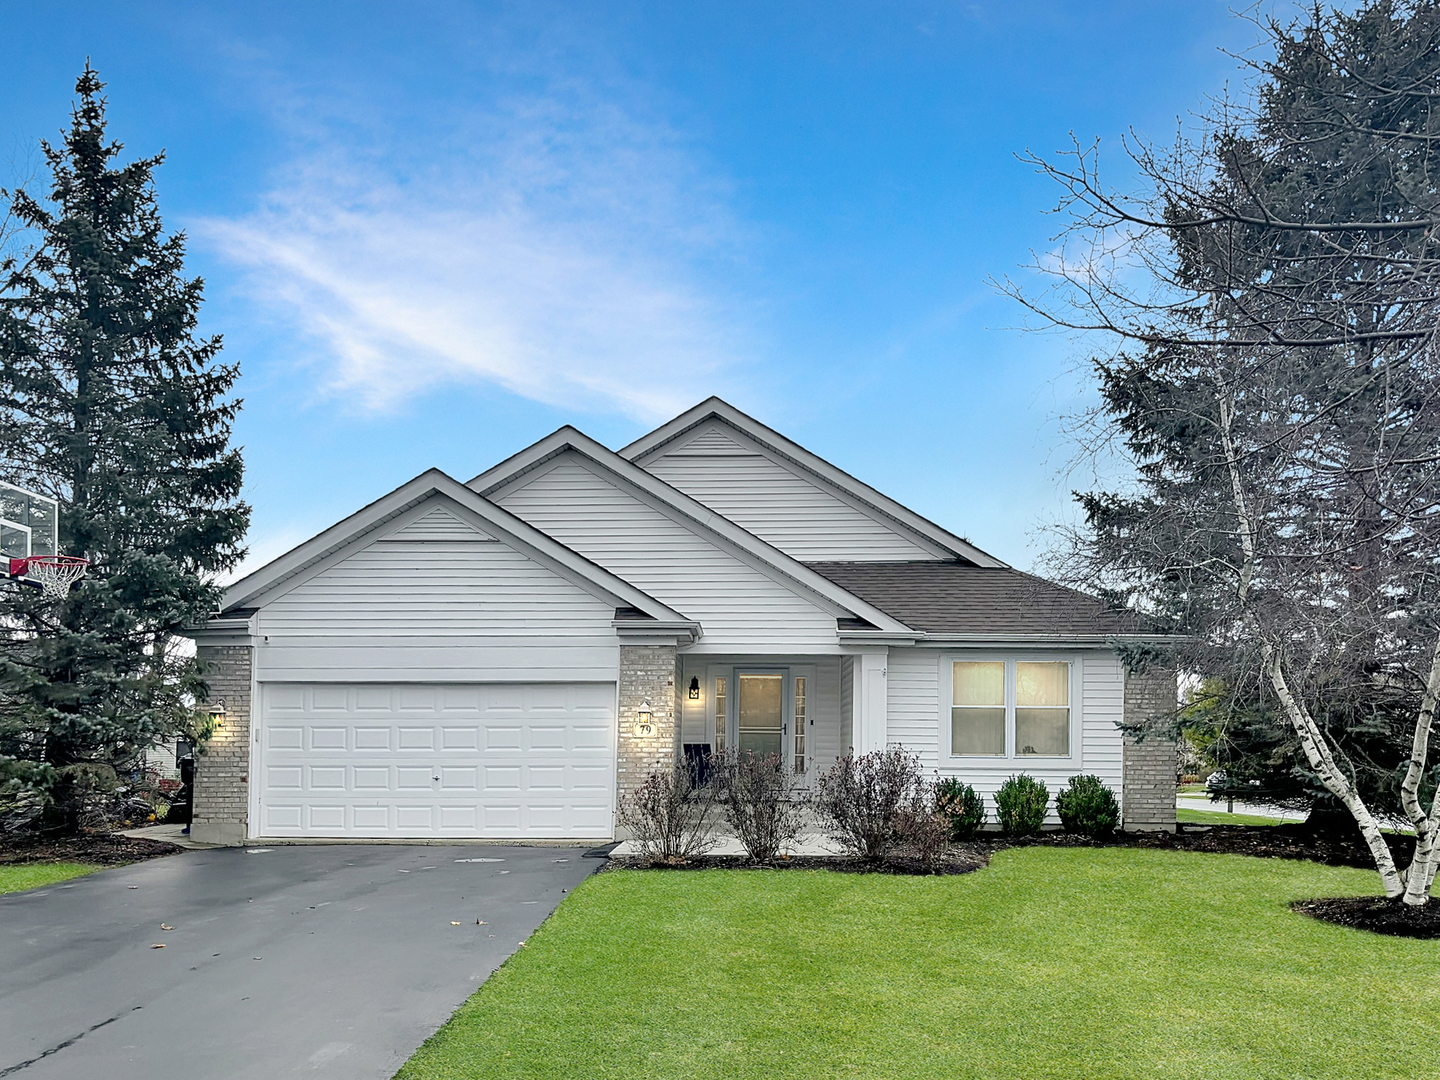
[353, 767, 391, 790]
[355, 686, 393, 710]
[355, 727, 391, 750]
[441, 726, 479, 750]
[311, 727, 347, 750]
[308, 805, 345, 830]
[259, 681, 615, 839]
[312, 686, 350, 711]
[308, 766, 345, 790]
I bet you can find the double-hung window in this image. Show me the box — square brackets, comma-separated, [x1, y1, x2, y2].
[949, 659, 1073, 758]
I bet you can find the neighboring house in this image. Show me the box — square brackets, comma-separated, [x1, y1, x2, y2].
[186, 398, 1176, 845]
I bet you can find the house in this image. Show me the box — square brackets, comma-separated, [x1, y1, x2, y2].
[186, 398, 1176, 845]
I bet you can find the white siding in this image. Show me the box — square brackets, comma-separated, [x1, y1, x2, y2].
[886, 648, 1126, 826]
[839, 656, 854, 754]
[495, 453, 840, 646]
[1080, 651, 1126, 784]
[808, 657, 842, 776]
[639, 421, 938, 562]
[254, 498, 621, 683]
[887, 648, 941, 767]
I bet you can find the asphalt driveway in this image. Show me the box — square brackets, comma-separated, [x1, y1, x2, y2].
[0, 843, 599, 1079]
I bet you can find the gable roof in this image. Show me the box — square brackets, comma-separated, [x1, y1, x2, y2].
[466, 427, 916, 635]
[215, 468, 695, 635]
[618, 397, 1007, 569]
[806, 562, 1140, 640]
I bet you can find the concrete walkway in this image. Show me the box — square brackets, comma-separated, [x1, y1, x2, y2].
[1176, 795, 1306, 821]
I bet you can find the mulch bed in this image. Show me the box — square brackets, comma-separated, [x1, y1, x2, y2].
[606, 822, 1416, 881]
[1000, 822, 1416, 873]
[0, 830, 182, 867]
[1292, 895, 1440, 939]
[605, 849, 989, 875]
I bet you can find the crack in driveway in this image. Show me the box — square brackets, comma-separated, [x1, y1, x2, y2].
[0, 1007, 141, 1076]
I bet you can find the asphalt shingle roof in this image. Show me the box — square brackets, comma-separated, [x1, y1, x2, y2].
[805, 562, 1139, 637]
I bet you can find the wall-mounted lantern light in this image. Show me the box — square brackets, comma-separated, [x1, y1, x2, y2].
[636, 700, 654, 737]
[208, 700, 226, 729]
[688, 676, 700, 701]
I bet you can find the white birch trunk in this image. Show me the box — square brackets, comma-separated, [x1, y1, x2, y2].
[1218, 392, 1405, 899]
[1263, 647, 1405, 897]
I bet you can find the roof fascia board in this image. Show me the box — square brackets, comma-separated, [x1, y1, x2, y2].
[222, 469, 688, 625]
[876, 632, 1176, 647]
[468, 429, 915, 634]
[618, 397, 1008, 569]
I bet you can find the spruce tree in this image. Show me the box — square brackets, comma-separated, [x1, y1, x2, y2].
[0, 65, 249, 829]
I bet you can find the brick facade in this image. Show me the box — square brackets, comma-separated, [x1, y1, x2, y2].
[615, 644, 680, 804]
[1122, 664, 1178, 832]
[192, 644, 253, 846]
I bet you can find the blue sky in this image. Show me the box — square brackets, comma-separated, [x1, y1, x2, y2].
[1, 2, 1284, 575]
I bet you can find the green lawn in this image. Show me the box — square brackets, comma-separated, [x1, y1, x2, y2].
[0, 861, 98, 894]
[397, 847, 1433, 1080]
[1176, 807, 1286, 827]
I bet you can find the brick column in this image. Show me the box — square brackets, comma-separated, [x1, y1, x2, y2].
[192, 644, 253, 846]
[1122, 664, 1178, 832]
[616, 644, 679, 813]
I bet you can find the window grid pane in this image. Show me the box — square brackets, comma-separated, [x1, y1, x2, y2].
[1016, 662, 1069, 707]
[954, 662, 1004, 706]
[951, 660, 1072, 758]
[714, 677, 727, 753]
[1016, 708, 1069, 756]
[952, 706, 1006, 755]
[794, 676, 806, 773]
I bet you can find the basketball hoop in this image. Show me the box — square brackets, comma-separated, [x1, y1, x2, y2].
[9, 555, 90, 599]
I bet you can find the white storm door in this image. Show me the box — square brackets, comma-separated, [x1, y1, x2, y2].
[735, 672, 785, 758]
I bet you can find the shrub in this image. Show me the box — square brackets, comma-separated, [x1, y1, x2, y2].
[816, 746, 925, 862]
[995, 774, 1048, 836]
[617, 765, 718, 865]
[1055, 774, 1120, 837]
[933, 777, 985, 839]
[713, 750, 806, 863]
[895, 788, 952, 873]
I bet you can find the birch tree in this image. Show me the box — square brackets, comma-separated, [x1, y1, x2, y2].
[1010, 1, 1440, 902]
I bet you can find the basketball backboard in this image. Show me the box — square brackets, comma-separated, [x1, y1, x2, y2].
[0, 480, 58, 561]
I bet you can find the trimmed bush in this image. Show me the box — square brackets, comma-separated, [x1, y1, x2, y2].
[617, 766, 718, 865]
[712, 750, 806, 863]
[934, 778, 985, 839]
[895, 789, 952, 873]
[995, 774, 1048, 836]
[816, 747, 926, 862]
[1055, 774, 1120, 837]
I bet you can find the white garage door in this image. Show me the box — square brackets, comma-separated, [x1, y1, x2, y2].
[256, 682, 616, 839]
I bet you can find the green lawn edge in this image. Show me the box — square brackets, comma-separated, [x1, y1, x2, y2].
[1176, 807, 1286, 826]
[0, 861, 100, 894]
[396, 846, 1420, 1080]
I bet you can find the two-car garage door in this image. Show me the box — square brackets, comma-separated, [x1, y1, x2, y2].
[256, 682, 616, 839]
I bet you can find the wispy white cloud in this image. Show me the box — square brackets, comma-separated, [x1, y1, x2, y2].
[194, 80, 757, 421]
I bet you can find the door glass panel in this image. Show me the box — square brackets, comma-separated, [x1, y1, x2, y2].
[793, 676, 806, 774]
[737, 674, 783, 757]
[714, 677, 727, 752]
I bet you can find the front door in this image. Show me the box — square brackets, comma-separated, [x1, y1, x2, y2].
[736, 672, 785, 757]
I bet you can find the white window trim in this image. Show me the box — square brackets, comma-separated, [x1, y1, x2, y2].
[940, 654, 1081, 764]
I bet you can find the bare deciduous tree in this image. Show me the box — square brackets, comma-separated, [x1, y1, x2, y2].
[1012, 2, 1440, 902]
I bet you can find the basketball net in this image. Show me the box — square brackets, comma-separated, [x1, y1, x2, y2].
[9, 555, 90, 600]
